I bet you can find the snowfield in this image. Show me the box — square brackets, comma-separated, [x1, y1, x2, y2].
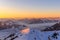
[0, 28, 60, 40]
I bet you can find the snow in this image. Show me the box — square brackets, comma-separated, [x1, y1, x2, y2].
[41, 31, 60, 40]
[0, 28, 60, 40]
[0, 19, 59, 40]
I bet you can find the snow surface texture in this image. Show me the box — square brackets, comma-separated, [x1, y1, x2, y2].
[0, 28, 60, 40]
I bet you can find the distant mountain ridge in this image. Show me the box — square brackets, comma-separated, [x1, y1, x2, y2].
[20, 18, 59, 24]
[43, 23, 60, 31]
[0, 18, 59, 30]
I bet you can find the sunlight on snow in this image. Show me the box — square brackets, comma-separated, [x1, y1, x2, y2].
[20, 28, 30, 34]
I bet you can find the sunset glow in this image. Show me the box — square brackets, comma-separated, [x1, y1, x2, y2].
[0, 0, 60, 18]
[20, 28, 30, 34]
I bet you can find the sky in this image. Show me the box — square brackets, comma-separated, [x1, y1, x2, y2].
[0, 0, 60, 18]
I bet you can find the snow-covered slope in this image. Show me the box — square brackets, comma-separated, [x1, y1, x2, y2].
[0, 28, 60, 40]
[0, 28, 41, 40]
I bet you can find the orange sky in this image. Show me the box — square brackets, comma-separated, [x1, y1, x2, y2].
[0, 9, 60, 18]
[0, 0, 60, 18]
[0, 7, 60, 18]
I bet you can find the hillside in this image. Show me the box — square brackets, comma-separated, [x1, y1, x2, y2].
[43, 23, 60, 31]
